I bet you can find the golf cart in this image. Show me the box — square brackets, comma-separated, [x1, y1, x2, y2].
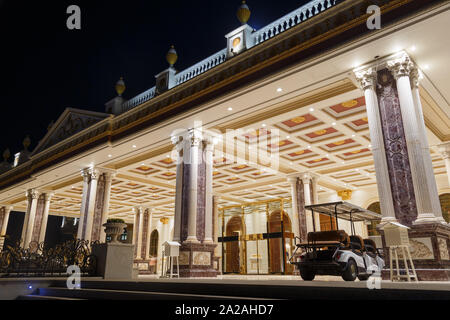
[289, 201, 384, 281]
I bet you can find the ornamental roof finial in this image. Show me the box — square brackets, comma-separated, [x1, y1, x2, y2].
[166, 45, 178, 67]
[115, 77, 126, 96]
[3, 149, 10, 162]
[23, 135, 31, 150]
[237, 1, 251, 25]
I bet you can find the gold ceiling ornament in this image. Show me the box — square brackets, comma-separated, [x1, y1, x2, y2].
[237, 1, 251, 25]
[291, 116, 306, 124]
[115, 77, 126, 96]
[338, 189, 353, 201]
[294, 150, 305, 155]
[166, 45, 178, 67]
[351, 150, 362, 154]
[314, 129, 327, 136]
[362, 117, 369, 122]
[341, 100, 358, 108]
[333, 140, 347, 146]
[312, 158, 324, 163]
[278, 141, 287, 146]
[3, 148, 10, 161]
[23, 135, 31, 150]
[160, 217, 169, 225]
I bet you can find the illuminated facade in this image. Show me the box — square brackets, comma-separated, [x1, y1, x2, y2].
[0, 0, 449, 280]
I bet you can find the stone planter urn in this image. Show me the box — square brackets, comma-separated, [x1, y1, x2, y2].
[103, 221, 127, 243]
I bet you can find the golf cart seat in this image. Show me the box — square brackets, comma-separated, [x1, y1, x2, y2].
[306, 230, 350, 247]
[349, 235, 365, 253]
[363, 239, 378, 255]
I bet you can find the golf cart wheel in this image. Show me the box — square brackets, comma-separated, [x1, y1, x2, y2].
[300, 268, 315, 281]
[357, 274, 370, 281]
[342, 259, 357, 281]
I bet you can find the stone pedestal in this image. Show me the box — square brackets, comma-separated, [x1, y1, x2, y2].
[380, 224, 450, 281]
[133, 258, 157, 275]
[92, 243, 135, 280]
[179, 243, 218, 278]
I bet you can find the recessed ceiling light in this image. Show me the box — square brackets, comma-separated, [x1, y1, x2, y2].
[424, 65, 430, 70]
[411, 46, 416, 52]
[262, 124, 266, 127]
[132, 145, 137, 148]
[332, 122, 337, 126]
[309, 108, 315, 112]
[307, 146, 312, 149]
[108, 154, 112, 158]
[277, 88, 283, 92]
[228, 107, 233, 111]
[352, 134, 356, 138]
[286, 136, 290, 139]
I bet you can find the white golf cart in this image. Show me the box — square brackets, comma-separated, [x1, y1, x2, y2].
[290, 201, 385, 281]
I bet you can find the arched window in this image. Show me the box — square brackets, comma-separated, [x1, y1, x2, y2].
[439, 193, 450, 223]
[149, 230, 159, 257]
[367, 202, 381, 236]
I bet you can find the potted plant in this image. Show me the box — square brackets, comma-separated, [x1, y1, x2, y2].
[103, 218, 127, 243]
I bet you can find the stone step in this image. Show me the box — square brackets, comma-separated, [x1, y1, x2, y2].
[16, 294, 85, 301]
[30, 287, 273, 300]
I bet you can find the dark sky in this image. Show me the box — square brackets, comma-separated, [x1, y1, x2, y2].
[0, 0, 310, 157]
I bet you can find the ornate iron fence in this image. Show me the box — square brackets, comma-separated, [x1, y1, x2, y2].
[0, 239, 97, 277]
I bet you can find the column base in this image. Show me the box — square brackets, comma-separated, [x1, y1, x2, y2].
[413, 213, 441, 225]
[179, 242, 218, 278]
[0, 236, 5, 252]
[380, 223, 450, 281]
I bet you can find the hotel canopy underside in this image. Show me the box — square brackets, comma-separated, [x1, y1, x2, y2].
[0, 0, 449, 225]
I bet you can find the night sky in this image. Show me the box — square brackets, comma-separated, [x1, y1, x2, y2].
[0, 0, 310, 157]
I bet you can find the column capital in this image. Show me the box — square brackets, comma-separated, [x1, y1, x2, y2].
[354, 67, 377, 90]
[188, 129, 202, 147]
[287, 176, 298, 184]
[44, 193, 54, 202]
[337, 189, 353, 201]
[386, 52, 415, 80]
[438, 142, 450, 158]
[160, 217, 170, 225]
[26, 189, 40, 200]
[134, 206, 143, 214]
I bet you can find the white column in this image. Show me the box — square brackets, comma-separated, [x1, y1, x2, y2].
[100, 172, 115, 242]
[411, 70, 447, 225]
[301, 174, 314, 233]
[439, 143, 450, 188]
[171, 136, 184, 242]
[186, 129, 201, 243]
[287, 176, 300, 238]
[84, 168, 99, 241]
[1, 206, 12, 236]
[23, 189, 40, 248]
[354, 67, 398, 223]
[136, 207, 144, 260]
[204, 138, 214, 243]
[77, 169, 91, 239]
[311, 174, 321, 229]
[38, 193, 53, 243]
[145, 208, 153, 260]
[387, 53, 440, 224]
[132, 208, 138, 245]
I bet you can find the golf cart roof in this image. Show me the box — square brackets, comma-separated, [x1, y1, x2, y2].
[305, 201, 382, 222]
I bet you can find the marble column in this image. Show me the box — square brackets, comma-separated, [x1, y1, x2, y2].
[439, 142, 450, 188]
[203, 138, 214, 243]
[171, 128, 217, 277]
[354, 67, 398, 223]
[287, 177, 301, 239]
[38, 193, 53, 243]
[22, 189, 40, 248]
[387, 52, 441, 225]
